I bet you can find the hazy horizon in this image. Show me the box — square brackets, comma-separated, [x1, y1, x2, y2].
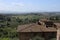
[0, 0, 60, 13]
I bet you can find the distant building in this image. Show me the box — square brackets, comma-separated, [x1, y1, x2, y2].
[17, 19, 60, 40]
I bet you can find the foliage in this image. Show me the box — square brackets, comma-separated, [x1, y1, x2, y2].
[0, 13, 59, 40]
[0, 14, 42, 40]
[49, 16, 60, 22]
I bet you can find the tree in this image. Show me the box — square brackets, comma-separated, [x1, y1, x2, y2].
[16, 17, 22, 23]
[49, 16, 59, 20]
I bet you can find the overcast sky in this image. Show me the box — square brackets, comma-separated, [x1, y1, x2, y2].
[0, 0, 60, 13]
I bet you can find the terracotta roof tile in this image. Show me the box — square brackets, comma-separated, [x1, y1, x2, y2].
[17, 23, 57, 32]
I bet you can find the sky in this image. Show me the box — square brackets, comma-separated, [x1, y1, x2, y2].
[0, 0, 60, 13]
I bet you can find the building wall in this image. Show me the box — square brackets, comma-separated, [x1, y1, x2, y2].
[18, 32, 57, 40]
[57, 29, 60, 40]
[18, 32, 32, 40]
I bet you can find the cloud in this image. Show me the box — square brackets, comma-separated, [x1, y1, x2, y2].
[0, 0, 60, 13]
[0, 1, 39, 12]
[0, 2, 25, 12]
[11, 2, 24, 7]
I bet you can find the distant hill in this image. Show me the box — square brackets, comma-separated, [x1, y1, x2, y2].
[0, 12, 60, 16]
